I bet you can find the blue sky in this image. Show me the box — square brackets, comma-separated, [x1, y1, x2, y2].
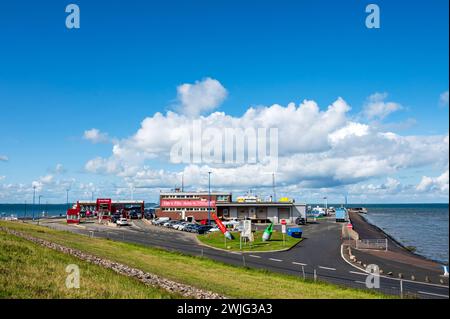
[0, 0, 448, 204]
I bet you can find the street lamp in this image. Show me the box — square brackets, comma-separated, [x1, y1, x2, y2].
[66, 189, 70, 209]
[38, 195, 43, 224]
[208, 171, 212, 225]
[32, 186, 36, 221]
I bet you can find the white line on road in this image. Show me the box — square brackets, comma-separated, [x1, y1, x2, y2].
[230, 252, 242, 255]
[249, 255, 261, 259]
[418, 291, 449, 298]
[319, 266, 336, 271]
[292, 262, 307, 266]
[355, 281, 366, 285]
[269, 258, 283, 262]
[350, 271, 369, 276]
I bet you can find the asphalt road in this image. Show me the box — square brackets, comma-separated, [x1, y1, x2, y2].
[41, 218, 449, 299]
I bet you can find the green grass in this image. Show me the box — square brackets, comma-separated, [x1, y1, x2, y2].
[198, 230, 302, 252]
[0, 230, 178, 299]
[0, 221, 390, 299]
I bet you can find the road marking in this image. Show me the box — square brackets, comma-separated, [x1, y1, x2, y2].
[230, 252, 242, 255]
[249, 255, 261, 259]
[350, 271, 369, 276]
[292, 262, 307, 266]
[355, 281, 366, 285]
[319, 266, 336, 271]
[418, 291, 449, 298]
[340, 245, 449, 289]
[269, 258, 283, 262]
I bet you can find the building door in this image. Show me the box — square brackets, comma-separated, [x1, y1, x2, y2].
[256, 207, 267, 219]
[238, 208, 249, 218]
[278, 208, 290, 221]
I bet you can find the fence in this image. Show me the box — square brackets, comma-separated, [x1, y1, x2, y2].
[355, 238, 388, 251]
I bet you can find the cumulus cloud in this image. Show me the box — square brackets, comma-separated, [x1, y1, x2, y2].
[83, 128, 109, 144]
[0, 155, 8, 162]
[416, 170, 449, 193]
[362, 93, 402, 120]
[54, 163, 66, 174]
[440, 91, 449, 107]
[79, 81, 449, 202]
[176, 78, 228, 117]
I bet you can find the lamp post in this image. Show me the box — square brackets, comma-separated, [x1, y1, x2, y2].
[66, 189, 70, 209]
[208, 171, 212, 225]
[32, 186, 36, 221]
[38, 195, 43, 225]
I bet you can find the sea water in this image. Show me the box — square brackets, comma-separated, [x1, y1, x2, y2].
[357, 204, 449, 264]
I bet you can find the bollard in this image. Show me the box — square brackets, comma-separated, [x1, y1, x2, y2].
[302, 265, 306, 280]
[201, 248, 204, 258]
[411, 275, 415, 281]
[398, 273, 403, 279]
[242, 255, 246, 267]
[425, 276, 430, 283]
[314, 269, 317, 282]
[400, 280, 403, 299]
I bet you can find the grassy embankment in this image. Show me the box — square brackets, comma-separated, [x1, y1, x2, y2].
[0, 230, 178, 298]
[0, 221, 390, 299]
[198, 230, 302, 252]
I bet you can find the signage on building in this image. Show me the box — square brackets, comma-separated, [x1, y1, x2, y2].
[160, 200, 216, 207]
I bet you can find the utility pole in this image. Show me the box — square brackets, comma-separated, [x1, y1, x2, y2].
[181, 173, 184, 192]
[208, 171, 212, 225]
[66, 189, 70, 209]
[24, 200, 27, 218]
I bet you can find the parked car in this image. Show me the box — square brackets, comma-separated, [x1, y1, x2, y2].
[295, 217, 306, 225]
[208, 227, 221, 233]
[173, 222, 186, 230]
[196, 225, 214, 234]
[116, 218, 129, 226]
[152, 217, 169, 225]
[184, 224, 199, 233]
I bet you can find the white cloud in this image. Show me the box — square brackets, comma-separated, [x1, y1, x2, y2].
[362, 92, 402, 120]
[83, 128, 109, 144]
[440, 91, 449, 107]
[79, 82, 448, 202]
[0, 155, 8, 162]
[417, 170, 449, 193]
[176, 78, 228, 117]
[55, 163, 66, 174]
[0, 176, 5, 181]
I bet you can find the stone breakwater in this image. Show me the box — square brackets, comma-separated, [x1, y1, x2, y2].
[0, 227, 227, 299]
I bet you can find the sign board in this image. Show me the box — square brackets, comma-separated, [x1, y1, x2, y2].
[281, 219, 287, 225]
[281, 224, 287, 234]
[241, 220, 252, 238]
[160, 199, 216, 207]
[347, 223, 353, 229]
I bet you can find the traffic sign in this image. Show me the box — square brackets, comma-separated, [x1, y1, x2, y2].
[281, 219, 287, 225]
[347, 223, 353, 229]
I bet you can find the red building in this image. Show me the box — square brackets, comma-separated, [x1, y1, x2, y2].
[66, 198, 145, 224]
[157, 191, 232, 221]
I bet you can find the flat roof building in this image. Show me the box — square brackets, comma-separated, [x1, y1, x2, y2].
[157, 191, 306, 224]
